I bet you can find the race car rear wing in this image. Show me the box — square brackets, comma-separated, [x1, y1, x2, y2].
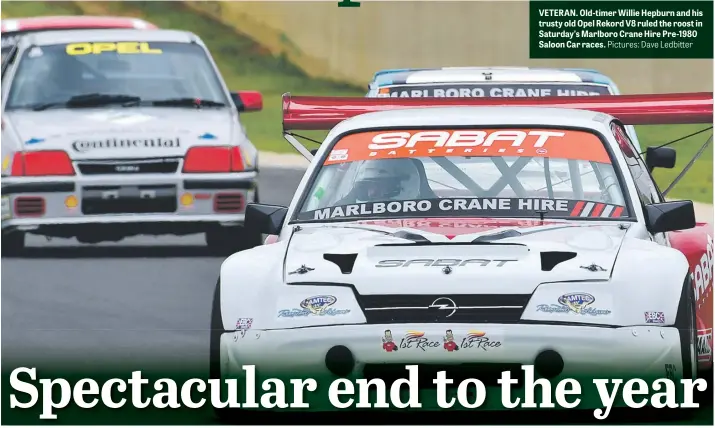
[282, 92, 713, 131]
[280, 92, 714, 185]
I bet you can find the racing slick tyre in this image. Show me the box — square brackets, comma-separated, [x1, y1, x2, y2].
[205, 225, 261, 256]
[675, 276, 698, 382]
[660, 276, 701, 421]
[1, 231, 25, 257]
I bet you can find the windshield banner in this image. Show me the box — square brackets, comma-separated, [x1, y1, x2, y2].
[376, 84, 612, 98]
[326, 129, 611, 165]
[65, 42, 163, 55]
[298, 198, 626, 221]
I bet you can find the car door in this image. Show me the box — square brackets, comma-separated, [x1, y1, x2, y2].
[609, 120, 669, 246]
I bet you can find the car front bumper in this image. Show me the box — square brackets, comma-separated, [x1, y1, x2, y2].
[220, 323, 684, 411]
[1, 172, 257, 237]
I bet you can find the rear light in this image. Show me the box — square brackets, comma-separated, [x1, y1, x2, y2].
[182, 146, 246, 173]
[14, 196, 45, 217]
[213, 193, 245, 213]
[11, 151, 75, 176]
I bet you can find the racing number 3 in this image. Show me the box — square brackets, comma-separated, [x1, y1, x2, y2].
[65, 42, 163, 55]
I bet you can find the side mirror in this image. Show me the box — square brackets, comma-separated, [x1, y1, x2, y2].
[645, 146, 676, 173]
[310, 148, 319, 156]
[245, 203, 288, 235]
[231, 91, 263, 112]
[644, 200, 696, 234]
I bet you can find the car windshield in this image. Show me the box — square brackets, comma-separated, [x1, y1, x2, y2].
[296, 128, 630, 222]
[5, 41, 228, 110]
[374, 82, 612, 98]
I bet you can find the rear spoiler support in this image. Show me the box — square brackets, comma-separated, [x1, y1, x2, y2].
[284, 132, 314, 162]
[663, 133, 712, 197]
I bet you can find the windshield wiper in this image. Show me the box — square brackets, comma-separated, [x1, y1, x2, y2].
[32, 93, 141, 111]
[149, 98, 226, 108]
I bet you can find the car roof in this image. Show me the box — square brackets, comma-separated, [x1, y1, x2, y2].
[1, 16, 156, 33]
[16, 28, 200, 47]
[369, 67, 615, 87]
[325, 106, 614, 142]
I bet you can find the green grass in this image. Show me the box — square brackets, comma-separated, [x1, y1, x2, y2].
[641, 124, 713, 203]
[2, 2, 711, 202]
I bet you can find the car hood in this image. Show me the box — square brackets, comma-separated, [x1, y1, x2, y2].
[282, 218, 629, 295]
[4, 107, 241, 160]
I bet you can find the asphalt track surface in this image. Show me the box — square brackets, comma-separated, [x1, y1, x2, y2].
[1, 166, 712, 424]
[1, 166, 305, 372]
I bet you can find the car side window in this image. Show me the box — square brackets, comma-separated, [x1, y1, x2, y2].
[610, 121, 661, 205]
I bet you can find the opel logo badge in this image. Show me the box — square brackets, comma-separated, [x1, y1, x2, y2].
[428, 297, 458, 317]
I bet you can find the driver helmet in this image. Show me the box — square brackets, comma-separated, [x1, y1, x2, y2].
[352, 158, 422, 202]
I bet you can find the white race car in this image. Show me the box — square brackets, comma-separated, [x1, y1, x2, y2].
[211, 92, 713, 412]
[1, 29, 264, 254]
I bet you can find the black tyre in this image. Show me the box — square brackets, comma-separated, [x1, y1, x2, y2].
[675, 276, 697, 381]
[205, 225, 261, 256]
[209, 278, 223, 380]
[2, 231, 25, 257]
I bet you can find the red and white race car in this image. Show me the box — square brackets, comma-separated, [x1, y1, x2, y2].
[213, 91, 713, 412]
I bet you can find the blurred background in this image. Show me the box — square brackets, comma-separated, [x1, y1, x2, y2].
[3, 0, 712, 203]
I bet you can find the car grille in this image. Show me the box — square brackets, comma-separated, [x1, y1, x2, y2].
[81, 185, 177, 215]
[356, 294, 530, 324]
[76, 158, 180, 175]
[213, 193, 245, 213]
[14, 196, 45, 217]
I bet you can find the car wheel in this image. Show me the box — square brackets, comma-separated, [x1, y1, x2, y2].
[205, 225, 261, 256]
[675, 276, 697, 381]
[2, 231, 25, 257]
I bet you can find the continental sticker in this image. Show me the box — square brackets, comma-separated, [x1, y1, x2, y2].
[66, 42, 163, 56]
[325, 129, 611, 165]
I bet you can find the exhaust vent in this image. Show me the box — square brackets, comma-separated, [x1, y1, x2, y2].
[324, 253, 358, 274]
[540, 251, 577, 271]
